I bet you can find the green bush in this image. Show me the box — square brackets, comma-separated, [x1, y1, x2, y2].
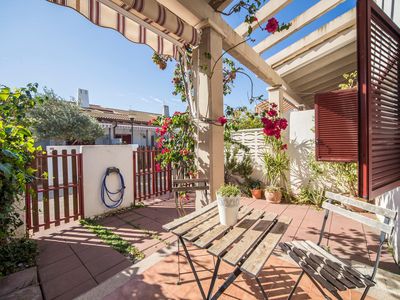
[31, 89, 104, 145]
[217, 184, 241, 197]
[0, 84, 41, 243]
[0, 238, 38, 277]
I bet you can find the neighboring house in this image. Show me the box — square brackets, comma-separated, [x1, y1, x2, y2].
[78, 89, 167, 147]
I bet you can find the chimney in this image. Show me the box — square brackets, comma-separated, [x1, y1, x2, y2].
[162, 105, 170, 117]
[77, 89, 89, 108]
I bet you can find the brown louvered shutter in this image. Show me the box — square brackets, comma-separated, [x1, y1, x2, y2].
[357, 0, 400, 199]
[315, 89, 358, 162]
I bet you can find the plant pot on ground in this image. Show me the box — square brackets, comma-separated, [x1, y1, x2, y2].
[264, 187, 282, 204]
[216, 184, 241, 226]
[249, 179, 263, 199]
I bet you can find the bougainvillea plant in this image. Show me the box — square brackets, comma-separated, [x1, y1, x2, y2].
[260, 102, 290, 192]
[148, 111, 196, 215]
[215, 1, 291, 36]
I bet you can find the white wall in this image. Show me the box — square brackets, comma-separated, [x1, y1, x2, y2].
[82, 145, 137, 218]
[376, 188, 400, 263]
[286, 109, 315, 192]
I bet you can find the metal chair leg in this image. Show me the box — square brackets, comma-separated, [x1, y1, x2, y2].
[288, 270, 304, 300]
[177, 237, 181, 285]
[256, 277, 268, 300]
[360, 286, 371, 300]
[305, 272, 334, 300]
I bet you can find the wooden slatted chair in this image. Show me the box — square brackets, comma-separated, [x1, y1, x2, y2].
[280, 191, 397, 300]
[171, 178, 210, 284]
[172, 178, 210, 217]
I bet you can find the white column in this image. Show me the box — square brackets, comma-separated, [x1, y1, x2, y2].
[193, 26, 224, 209]
[268, 85, 284, 114]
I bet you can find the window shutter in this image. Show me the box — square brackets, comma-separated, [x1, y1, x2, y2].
[357, 0, 400, 199]
[315, 89, 358, 162]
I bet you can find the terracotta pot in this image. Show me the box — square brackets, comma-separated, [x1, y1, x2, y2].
[264, 190, 282, 204]
[251, 189, 262, 199]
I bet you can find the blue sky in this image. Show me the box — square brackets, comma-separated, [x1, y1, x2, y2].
[0, 0, 355, 114]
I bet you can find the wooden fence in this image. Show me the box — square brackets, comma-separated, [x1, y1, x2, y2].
[26, 150, 84, 232]
[133, 147, 172, 204]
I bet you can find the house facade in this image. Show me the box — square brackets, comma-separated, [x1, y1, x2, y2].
[78, 89, 167, 147]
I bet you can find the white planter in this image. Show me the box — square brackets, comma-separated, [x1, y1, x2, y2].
[216, 194, 240, 226]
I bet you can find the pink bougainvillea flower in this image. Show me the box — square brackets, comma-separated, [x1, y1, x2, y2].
[279, 119, 288, 130]
[155, 128, 160, 134]
[161, 148, 170, 154]
[267, 109, 277, 117]
[155, 163, 161, 172]
[217, 116, 228, 125]
[160, 125, 168, 135]
[266, 17, 279, 33]
[281, 144, 288, 150]
[173, 111, 181, 116]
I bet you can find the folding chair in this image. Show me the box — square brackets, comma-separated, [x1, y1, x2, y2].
[171, 178, 210, 284]
[280, 191, 397, 300]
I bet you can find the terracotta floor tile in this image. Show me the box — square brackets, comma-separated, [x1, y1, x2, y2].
[95, 259, 132, 283]
[83, 251, 128, 276]
[104, 251, 374, 300]
[77, 243, 118, 263]
[41, 265, 93, 299]
[36, 241, 75, 267]
[53, 279, 97, 300]
[38, 254, 82, 283]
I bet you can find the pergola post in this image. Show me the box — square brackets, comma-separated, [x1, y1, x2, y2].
[268, 85, 284, 114]
[193, 26, 224, 209]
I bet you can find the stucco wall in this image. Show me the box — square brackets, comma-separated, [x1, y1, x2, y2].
[81, 145, 137, 218]
[286, 109, 315, 192]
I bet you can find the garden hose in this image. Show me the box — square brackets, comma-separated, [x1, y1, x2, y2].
[101, 167, 125, 209]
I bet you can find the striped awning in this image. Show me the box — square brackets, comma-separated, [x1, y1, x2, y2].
[48, 0, 200, 59]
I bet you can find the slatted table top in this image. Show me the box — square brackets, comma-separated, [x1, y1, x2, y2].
[163, 202, 292, 277]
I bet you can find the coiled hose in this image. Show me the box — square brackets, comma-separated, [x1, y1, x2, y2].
[101, 167, 125, 208]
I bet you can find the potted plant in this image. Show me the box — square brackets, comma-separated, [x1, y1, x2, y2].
[216, 184, 241, 226]
[260, 102, 289, 204]
[249, 179, 263, 199]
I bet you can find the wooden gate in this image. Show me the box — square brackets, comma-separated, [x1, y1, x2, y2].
[133, 146, 172, 204]
[26, 149, 84, 232]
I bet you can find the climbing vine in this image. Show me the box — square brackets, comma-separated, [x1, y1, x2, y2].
[150, 2, 292, 189]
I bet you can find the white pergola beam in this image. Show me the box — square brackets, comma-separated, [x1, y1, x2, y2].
[296, 64, 355, 92]
[267, 8, 356, 68]
[254, 0, 345, 54]
[235, 0, 292, 37]
[208, 0, 234, 10]
[275, 28, 356, 77]
[166, 0, 303, 103]
[290, 56, 356, 88]
[300, 75, 345, 93]
[283, 46, 356, 83]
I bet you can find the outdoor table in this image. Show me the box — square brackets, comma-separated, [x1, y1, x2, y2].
[162, 201, 292, 300]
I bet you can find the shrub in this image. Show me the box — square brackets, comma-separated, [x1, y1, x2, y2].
[217, 184, 241, 197]
[0, 84, 41, 243]
[0, 238, 38, 277]
[30, 88, 104, 145]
